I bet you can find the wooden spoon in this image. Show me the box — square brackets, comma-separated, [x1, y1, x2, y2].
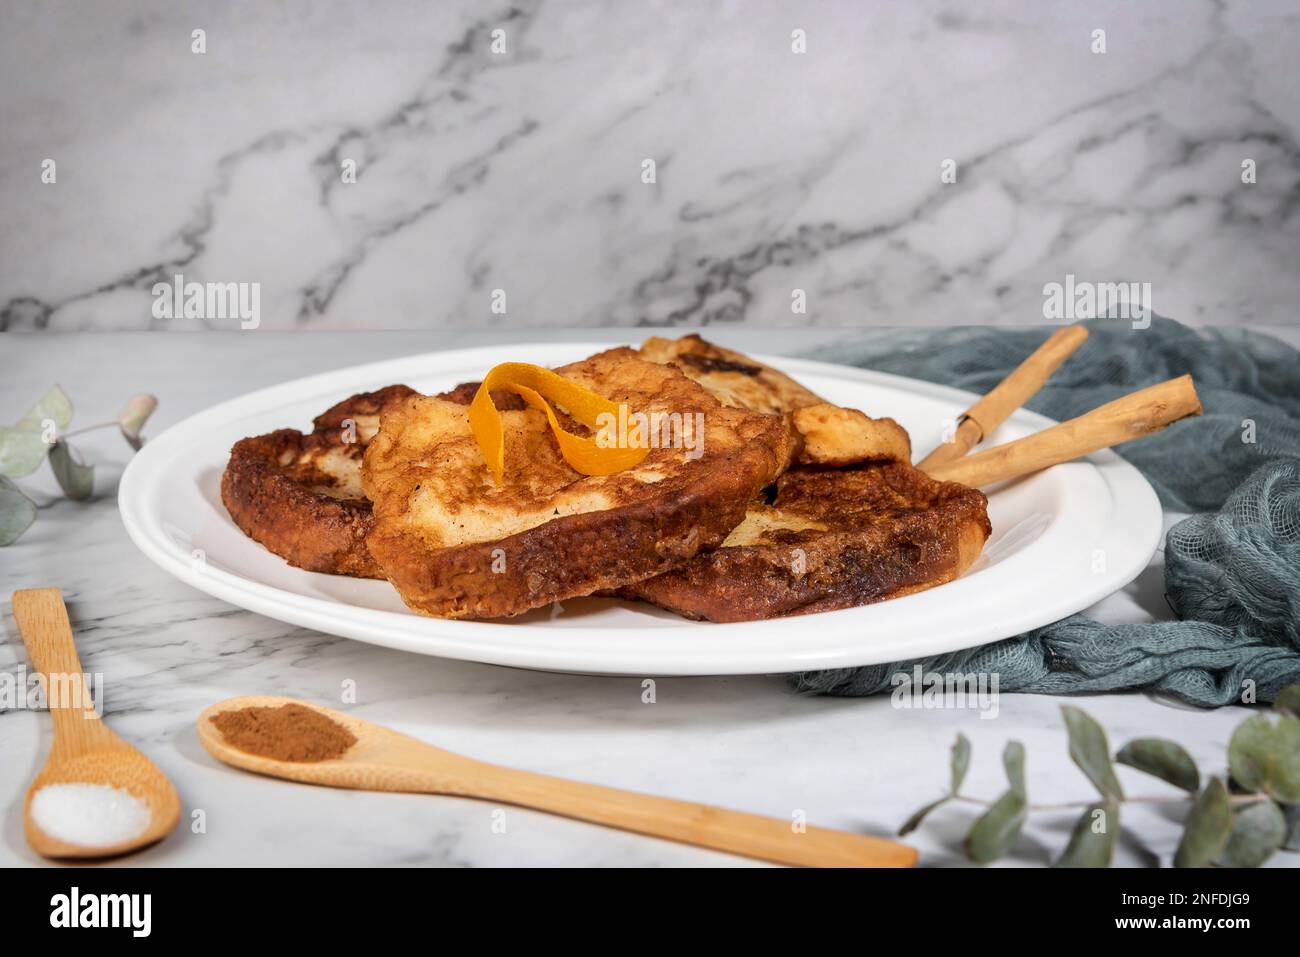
[12, 588, 180, 859]
[198, 695, 916, 868]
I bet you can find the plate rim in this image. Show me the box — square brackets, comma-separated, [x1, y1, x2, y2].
[118, 342, 1163, 675]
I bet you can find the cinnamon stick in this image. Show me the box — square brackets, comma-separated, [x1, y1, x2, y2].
[917, 325, 1090, 471]
[924, 375, 1202, 488]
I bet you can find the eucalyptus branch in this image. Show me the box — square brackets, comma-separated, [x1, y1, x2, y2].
[0, 386, 158, 546]
[900, 692, 1300, 867]
[949, 791, 1275, 813]
[59, 420, 123, 439]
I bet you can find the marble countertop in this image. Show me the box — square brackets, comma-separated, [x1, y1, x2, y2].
[4, 0, 1300, 332]
[3, 329, 1293, 868]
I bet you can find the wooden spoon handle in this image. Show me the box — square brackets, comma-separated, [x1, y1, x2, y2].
[461, 762, 916, 868]
[924, 374, 1202, 488]
[12, 588, 86, 678]
[917, 325, 1089, 471]
[11, 588, 106, 742]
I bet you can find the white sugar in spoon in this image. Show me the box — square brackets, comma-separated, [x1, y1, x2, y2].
[12, 588, 180, 859]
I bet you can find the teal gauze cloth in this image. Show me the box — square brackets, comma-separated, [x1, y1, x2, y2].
[791, 316, 1300, 707]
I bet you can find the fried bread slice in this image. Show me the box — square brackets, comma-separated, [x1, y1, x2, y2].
[638, 334, 910, 466]
[362, 348, 793, 619]
[221, 385, 417, 578]
[622, 463, 990, 622]
[790, 403, 911, 467]
[638, 334, 823, 413]
[629, 336, 985, 620]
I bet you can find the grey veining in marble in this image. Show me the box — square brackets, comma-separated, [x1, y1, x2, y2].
[2, 330, 1296, 867]
[3, 0, 1298, 331]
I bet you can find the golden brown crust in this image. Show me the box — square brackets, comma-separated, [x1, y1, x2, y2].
[220, 385, 416, 578]
[638, 335, 911, 468]
[638, 334, 824, 414]
[791, 403, 911, 467]
[362, 349, 794, 618]
[622, 463, 991, 622]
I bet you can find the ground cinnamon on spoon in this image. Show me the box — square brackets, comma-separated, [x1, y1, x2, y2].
[210, 703, 356, 762]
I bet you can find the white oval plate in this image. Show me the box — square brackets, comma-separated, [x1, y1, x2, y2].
[119, 343, 1161, 676]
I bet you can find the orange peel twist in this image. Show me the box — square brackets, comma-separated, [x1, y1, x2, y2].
[468, 362, 651, 485]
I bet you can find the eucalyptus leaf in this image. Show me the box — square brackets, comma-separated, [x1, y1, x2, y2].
[1274, 683, 1300, 717]
[15, 384, 73, 432]
[900, 734, 971, 836]
[1228, 712, 1300, 804]
[1116, 738, 1200, 793]
[1003, 740, 1026, 797]
[899, 796, 949, 837]
[1054, 800, 1119, 868]
[951, 733, 971, 794]
[1062, 705, 1124, 800]
[964, 790, 1027, 864]
[117, 393, 157, 450]
[0, 476, 38, 546]
[1217, 800, 1286, 868]
[1284, 805, 1300, 852]
[48, 441, 94, 501]
[0, 427, 50, 478]
[1174, 777, 1231, 868]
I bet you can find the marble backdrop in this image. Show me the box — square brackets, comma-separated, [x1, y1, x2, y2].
[2, 0, 1297, 331]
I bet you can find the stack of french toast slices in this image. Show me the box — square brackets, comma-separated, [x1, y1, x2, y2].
[221, 335, 991, 622]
